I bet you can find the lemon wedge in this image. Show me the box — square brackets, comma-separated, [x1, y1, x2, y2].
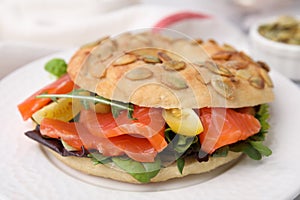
[162, 108, 203, 136]
[32, 98, 82, 124]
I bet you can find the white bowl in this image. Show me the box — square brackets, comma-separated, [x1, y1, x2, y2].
[249, 16, 300, 81]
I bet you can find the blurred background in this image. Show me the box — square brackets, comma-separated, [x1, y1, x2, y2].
[0, 0, 299, 47]
[0, 0, 299, 79]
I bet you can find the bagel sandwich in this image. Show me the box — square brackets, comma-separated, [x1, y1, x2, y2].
[18, 32, 274, 184]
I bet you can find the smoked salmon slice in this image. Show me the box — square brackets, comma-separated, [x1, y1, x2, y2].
[199, 108, 261, 153]
[40, 106, 168, 162]
[40, 118, 83, 150]
[40, 118, 158, 162]
[80, 108, 167, 152]
[40, 118, 123, 156]
[109, 135, 157, 162]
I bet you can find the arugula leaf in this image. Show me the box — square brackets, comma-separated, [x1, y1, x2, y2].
[164, 128, 196, 153]
[251, 104, 270, 141]
[230, 142, 262, 160]
[45, 58, 67, 78]
[127, 103, 136, 120]
[162, 128, 198, 173]
[111, 101, 136, 120]
[111, 103, 125, 118]
[174, 135, 195, 153]
[249, 141, 272, 156]
[176, 158, 185, 174]
[36, 92, 134, 116]
[50, 96, 58, 103]
[112, 157, 161, 183]
[242, 143, 262, 160]
[212, 146, 229, 157]
[87, 152, 111, 165]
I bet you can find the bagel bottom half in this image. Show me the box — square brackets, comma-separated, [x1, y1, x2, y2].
[48, 149, 242, 184]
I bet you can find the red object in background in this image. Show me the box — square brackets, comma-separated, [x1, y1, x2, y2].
[152, 11, 211, 32]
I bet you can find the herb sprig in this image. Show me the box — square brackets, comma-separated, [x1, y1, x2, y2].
[36, 91, 135, 119]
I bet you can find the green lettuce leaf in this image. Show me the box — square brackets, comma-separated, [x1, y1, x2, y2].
[112, 157, 161, 183]
[212, 146, 229, 157]
[230, 142, 262, 160]
[174, 135, 196, 153]
[163, 128, 198, 173]
[251, 104, 270, 141]
[249, 141, 272, 156]
[87, 152, 111, 165]
[111, 102, 136, 120]
[176, 158, 185, 174]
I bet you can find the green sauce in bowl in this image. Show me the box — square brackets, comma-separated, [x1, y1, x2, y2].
[258, 16, 300, 45]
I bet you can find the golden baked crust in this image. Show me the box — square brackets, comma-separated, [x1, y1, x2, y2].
[67, 32, 274, 109]
[49, 149, 242, 184]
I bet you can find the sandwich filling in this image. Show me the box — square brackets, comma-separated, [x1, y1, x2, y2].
[19, 71, 271, 183]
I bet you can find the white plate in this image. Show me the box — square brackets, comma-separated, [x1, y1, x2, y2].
[1, 51, 300, 200]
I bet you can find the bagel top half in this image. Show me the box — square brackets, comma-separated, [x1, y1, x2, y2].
[67, 32, 274, 109]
